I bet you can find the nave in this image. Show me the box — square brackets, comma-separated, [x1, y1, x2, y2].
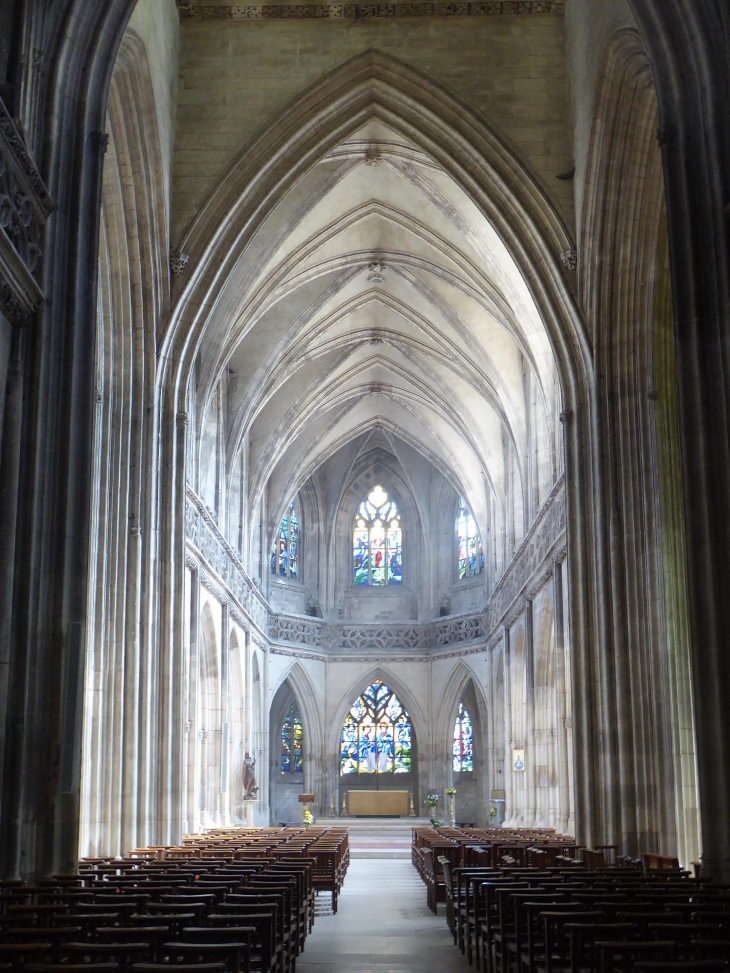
[299, 858, 471, 973]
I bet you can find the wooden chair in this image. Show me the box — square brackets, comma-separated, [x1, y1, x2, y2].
[594, 939, 677, 973]
[4, 926, 82, 962]
[565, 922, 637, 973]
[131, 964, 226, 973]
[634, 963, 728, 972]
[61, 942, 152, 973]
[94, 926, 171, 961]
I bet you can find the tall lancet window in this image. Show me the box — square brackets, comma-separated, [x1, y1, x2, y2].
[271, 500, 299, 579]
[353, 485, 402, 585]
[456, 497, 484, 579]
[452, 701, 474, 772]
[340, 679, 412, 774]
[281, 701, 304, 773]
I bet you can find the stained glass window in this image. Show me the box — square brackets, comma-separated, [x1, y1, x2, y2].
[353, 485, 402, 586]
[452, 701, 474, 772]
[281, 702, 304, 773]
[271, 500, 299, 579]
[456, 497, 484, 580]
[340, 679, 412, 774]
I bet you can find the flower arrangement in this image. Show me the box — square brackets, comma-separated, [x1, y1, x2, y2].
[489, 806, 498, 819]
[445, 787, 456, 796]
[426, 793, 441, 826]
[302, 808, 314, 825]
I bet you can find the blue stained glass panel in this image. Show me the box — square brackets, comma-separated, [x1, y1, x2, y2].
[340, 679, 413, 775]
[452, 701, 474, 773]
[281, 702, 304, 773]
[272, 500, 300, 579]
[352, 486, 402, 586]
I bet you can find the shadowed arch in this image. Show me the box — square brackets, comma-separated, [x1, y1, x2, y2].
[434, 659, 488, 756]
[270, 661, 324, 761]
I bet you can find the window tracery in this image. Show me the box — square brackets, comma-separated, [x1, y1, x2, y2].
[452, 701, 474, 772]
[271, 500, 299, 579]
[456, 497, 484, 579]
[281, 701, 304, 773]
[353, 485, 402, 585]
[340, 679, 412, 774]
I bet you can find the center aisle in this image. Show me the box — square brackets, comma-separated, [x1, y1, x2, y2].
[299, 858, 473, 973]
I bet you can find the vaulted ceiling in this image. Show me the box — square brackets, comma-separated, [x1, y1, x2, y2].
[195, 116, 561, 541]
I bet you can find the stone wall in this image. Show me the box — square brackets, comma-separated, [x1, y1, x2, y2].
[172, 8, 574, 241]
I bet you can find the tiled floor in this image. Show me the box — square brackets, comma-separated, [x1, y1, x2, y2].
[299, 859, 473, 972]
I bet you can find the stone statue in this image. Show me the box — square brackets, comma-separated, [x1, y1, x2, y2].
[242, 751, 259, 800]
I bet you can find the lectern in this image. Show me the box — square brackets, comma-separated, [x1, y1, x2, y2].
[298, 792, 315, 826]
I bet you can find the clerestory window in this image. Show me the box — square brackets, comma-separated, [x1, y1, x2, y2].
[353, 485, 402, 585]
[271, 499, 299, 579]
[456, 496, 484, 580]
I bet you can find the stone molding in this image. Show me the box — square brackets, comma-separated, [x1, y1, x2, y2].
[179, 0, 563, 20]
[0, 99, 53, 325]
[185, 485, 270, 631]
[0, 101, 53, 217]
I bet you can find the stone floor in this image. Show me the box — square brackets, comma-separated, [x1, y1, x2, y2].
[299, 858, 473, 973]
[343, 817, 430, 859]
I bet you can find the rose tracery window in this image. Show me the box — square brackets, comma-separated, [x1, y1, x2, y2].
[353, 485, 402, 586]
[456, 497, 484, 580]
[340, 679, 412, 774]
[271, 500, 299, 579]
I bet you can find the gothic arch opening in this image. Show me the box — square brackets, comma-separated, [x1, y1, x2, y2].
[269, 679, 307, 825]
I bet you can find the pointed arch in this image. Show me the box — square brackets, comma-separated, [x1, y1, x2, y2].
[270, 661, 324, 759]
[327, 665, 427, 761]
[434, 659, 486, 750]
[161, 49, 589, 406]
[352, 483, 403, 587]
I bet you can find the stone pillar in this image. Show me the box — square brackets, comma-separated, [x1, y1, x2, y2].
[0, 326, 24, 833]
[184, 566, 200, 835]
[502, 626, 512, 824]
[554, 557, 571, 833]
[525, 599, 536, 824]
[220, 604, 230, 825]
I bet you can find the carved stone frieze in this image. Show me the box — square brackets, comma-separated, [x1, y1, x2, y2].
[179, 0, 564, 20]
[185, 478, 565, 659]
[269, 615, 325, 646]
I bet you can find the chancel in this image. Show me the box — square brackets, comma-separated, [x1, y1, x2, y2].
[0, 2, 729, 960]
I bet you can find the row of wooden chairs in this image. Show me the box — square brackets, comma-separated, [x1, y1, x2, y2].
[412, 827, 577, 914]
[0, 826, 350, 973]
[430, 848, 730, 973]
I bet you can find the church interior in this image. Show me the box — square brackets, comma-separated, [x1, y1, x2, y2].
[0, 1, 729, 959]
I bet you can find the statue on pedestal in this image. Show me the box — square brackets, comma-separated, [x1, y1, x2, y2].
[242, 752, 259, 800]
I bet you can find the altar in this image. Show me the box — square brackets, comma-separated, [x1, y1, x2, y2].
[346, 789, 409, 816]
